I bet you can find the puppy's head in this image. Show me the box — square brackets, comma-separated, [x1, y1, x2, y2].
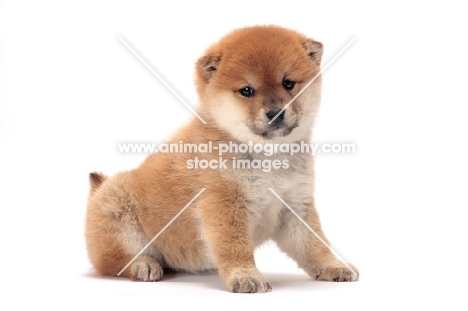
[195, 25, 323, 143]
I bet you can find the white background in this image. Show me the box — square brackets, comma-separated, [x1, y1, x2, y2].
[1, 0, 467, 309]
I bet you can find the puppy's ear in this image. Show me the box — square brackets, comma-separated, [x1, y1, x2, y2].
[303, 39, 323, 66]
[89, 172, 107, 195]
[197, 55, 221, 80]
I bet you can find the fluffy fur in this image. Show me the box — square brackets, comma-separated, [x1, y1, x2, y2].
[85, 25, 358, 293]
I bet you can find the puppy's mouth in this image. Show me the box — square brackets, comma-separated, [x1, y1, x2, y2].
[248, 122, 299, 139]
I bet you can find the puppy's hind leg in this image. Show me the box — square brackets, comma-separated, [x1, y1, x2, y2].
[85, 172, 164, 281]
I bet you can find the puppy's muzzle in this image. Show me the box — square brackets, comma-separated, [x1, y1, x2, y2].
[266, 109, 285, 125]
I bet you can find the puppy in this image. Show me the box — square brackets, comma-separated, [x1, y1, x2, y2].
[86, 25, 358, 293]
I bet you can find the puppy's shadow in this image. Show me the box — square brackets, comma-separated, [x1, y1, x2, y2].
[264, 272, 318, 290]
[165, 271, 315, 292]
[82, 268, 182, 282]
[162, 270, 226, 291]
[81, 269, 316, 292]
[81, 268, 221, 288]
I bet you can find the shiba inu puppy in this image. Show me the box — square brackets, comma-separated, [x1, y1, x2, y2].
[86, 25, 358, 293]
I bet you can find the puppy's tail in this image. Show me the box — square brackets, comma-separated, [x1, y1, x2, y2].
[88, 171, 107, 195]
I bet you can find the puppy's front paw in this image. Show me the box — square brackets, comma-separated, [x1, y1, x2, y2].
[316, 263, 359, 282]
[130, 255, 164, 282]
[225, 267, 272, 293]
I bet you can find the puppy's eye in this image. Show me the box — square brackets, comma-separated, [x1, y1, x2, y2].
[283, 79, 296, 91]
[239, 86, 255, 98]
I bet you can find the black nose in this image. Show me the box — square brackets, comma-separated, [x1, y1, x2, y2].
[266, 109, 285, 123]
